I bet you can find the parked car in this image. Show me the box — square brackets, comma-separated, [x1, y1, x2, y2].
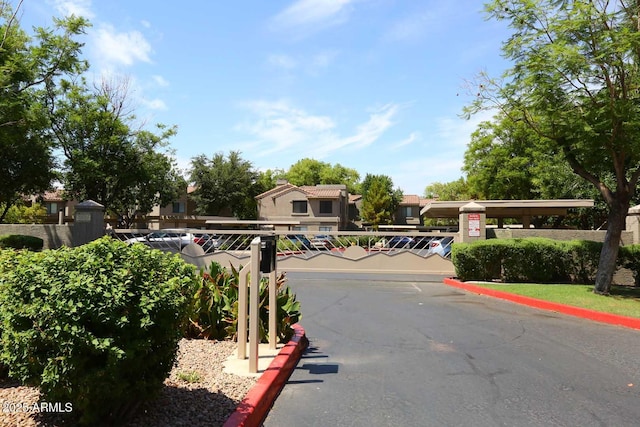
[426, 236, 453, 257]
[193, 233, 220, 251]
[284, 234, 311, 250]
[125, 230, 199, 250]
[310, 235, 334, 250]
[387, 236, 415, 249]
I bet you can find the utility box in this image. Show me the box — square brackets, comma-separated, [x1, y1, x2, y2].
[260, 235, 277, 273]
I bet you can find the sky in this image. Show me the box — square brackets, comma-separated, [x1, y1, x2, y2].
[21, 0, 512, 196]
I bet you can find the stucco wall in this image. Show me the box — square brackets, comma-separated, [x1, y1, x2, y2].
[0, 224, 73, 249]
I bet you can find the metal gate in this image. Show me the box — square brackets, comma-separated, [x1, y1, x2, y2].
[113, 229, 456, 275]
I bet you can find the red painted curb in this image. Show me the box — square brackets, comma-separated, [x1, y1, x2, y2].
[443, 278, 640, 330]
[223, 324, 308, 427]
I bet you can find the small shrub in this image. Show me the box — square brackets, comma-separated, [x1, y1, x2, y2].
[0, 234, 44, 251]
[618, 244, 640, 286]
[186, 261, 301, 343]
[501, 238, 568, 283]
[564, 240, 602, 284]
[176, 370, 202, 383]
[452, 240, 504, 282]
[0, 237, 198, 425]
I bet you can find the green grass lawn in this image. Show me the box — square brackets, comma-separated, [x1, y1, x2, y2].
[469, 283, 640, 319]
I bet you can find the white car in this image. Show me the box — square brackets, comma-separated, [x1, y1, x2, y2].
[125, 230, 199, 250]
[426, 237, 453, 257]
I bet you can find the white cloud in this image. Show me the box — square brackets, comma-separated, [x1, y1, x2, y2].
[270, 0, 357, 37]
[267, 54, 298, 70]
[142, 98, 167, 111]
[266, 50, 339, 75]
[384, 4, 454, 43]
[391, 131, 419, 150]
[236, 100, 399, 158]
[385, 12, 436, 42]
[93, 24, 153, 67]
[323, 103, 398, 153]
[434, 109, 495, 149]
[152, 75, 170, 87]
[47, 0, 94, 18]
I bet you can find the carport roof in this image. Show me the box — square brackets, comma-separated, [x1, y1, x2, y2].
[420, 199, 595, 218]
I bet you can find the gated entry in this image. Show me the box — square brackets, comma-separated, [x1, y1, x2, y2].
[115, 230, 456, 275]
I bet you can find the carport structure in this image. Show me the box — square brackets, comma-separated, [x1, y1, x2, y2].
[420, 199, 595, 228]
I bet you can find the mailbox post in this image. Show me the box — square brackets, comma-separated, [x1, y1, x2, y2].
[260, 235, 278, 349]
[239, 234, 279, 372]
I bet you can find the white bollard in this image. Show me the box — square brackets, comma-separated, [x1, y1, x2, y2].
[269, 269, 277, 350]
[237, 262, 250, 360]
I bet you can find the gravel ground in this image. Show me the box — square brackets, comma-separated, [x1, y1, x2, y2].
[0, 339, 257, 427]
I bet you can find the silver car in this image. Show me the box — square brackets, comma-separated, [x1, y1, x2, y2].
[125, 230, 197, 250]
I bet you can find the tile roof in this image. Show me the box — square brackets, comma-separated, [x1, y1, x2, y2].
[400, 194, 420, 205]
[300, 186, 343, 198]
[256, 183, 346, 200]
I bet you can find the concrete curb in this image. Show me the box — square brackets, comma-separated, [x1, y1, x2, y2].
[223, 324, 308, 427]
[443, 278, 640, 331]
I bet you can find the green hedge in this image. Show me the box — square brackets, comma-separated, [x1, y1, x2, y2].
[618, 244, 640, 286]
[0, 234, 44, 251]
[452, 238, 604, 284]
[0, 237, 198, 425]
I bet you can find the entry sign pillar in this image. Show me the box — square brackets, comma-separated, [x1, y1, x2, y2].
[459, 202, 486, 244]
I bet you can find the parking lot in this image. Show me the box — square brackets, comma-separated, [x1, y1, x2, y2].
[264, 273, 640, 427]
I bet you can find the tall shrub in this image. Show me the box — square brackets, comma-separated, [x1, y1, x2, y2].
[0, 237, 198, 425]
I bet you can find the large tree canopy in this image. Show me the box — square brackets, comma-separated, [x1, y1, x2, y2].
[0, 4, 87, 222]
[47, 77, 184, 226]
[463, 113, 610, 228]
[189, 151, 260, 219]
[285, 158, 361, 194]
[359, 174, 403, 229]
[468, 0, 640, 294]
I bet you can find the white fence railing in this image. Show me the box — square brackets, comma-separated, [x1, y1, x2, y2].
[112, 229, 456, 259]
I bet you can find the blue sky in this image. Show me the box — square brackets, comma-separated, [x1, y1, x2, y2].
[22, 0, 511, 196]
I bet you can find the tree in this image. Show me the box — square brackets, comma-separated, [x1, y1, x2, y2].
[467, 0, 640, 294]
[189, 151, 260, 219]
[463, 114, 612, 228]
[359, 174, 403, 229]
[0, 4, 87, 222]
[285, 158, 361, 193]
[4, 202, 46, 224]
[47, 77, 184, 227]
[424, 178, 472, 201]
[256, 168, 286, 193]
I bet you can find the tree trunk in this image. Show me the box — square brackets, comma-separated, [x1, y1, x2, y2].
[593, 199, 629, 294]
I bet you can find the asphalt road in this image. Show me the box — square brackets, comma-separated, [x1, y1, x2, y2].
[263, 273, 640, 427]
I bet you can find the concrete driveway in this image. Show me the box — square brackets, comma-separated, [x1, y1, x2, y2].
[263, 273, 640, 427]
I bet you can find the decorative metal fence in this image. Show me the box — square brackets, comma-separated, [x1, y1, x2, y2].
[112, 229, 455, 260]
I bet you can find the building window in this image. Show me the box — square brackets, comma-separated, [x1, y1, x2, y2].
[47, 202, 58, 215]
[402, 206, 413, 218]
[319, 226, 332, 232]
[292, 226, 308, 231]
[173, 202, 186, 213]
[292, 200, 308, 214]
[319, 200, 333, 214]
